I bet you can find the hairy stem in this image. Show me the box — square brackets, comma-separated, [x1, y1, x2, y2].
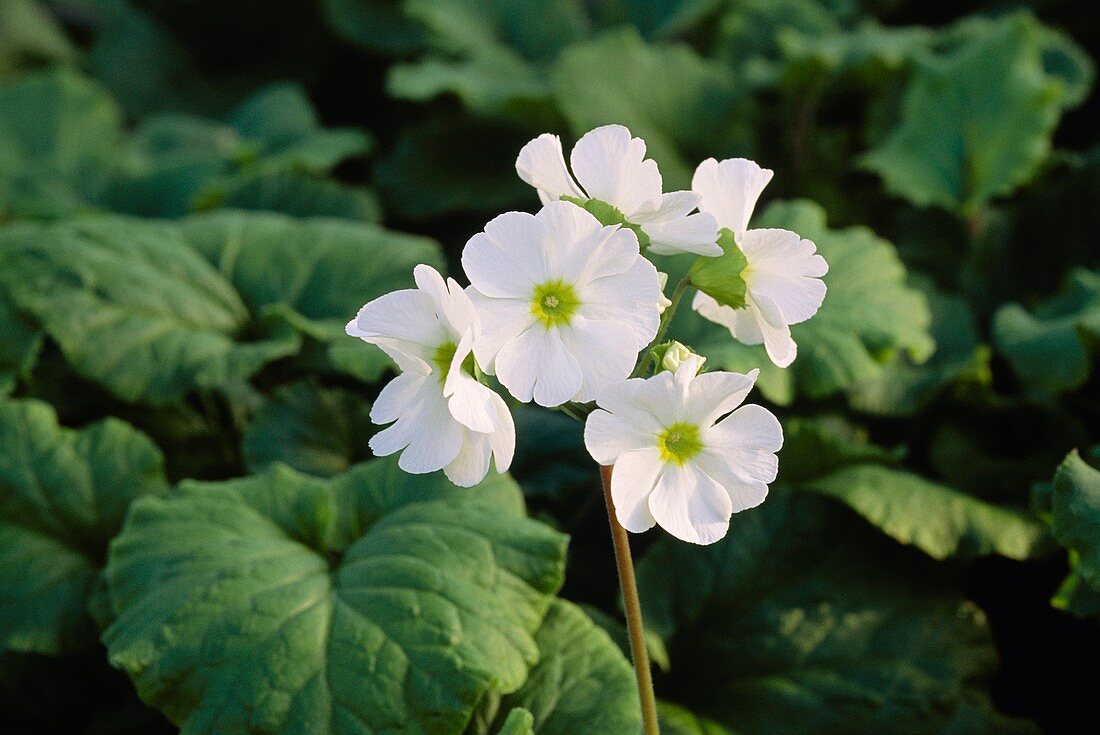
[599, 464, 661, 734]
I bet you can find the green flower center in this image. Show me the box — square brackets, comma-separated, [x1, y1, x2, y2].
[431, 341, 476, 383]
[658, 422, 704, 465]
[531, 279, 581, 328]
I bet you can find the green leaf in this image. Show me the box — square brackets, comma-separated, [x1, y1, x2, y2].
[203, 171, 383, 223]
[678, 200, 934, 403]
[688, 228, 748, 309]
[242, 381, 374, 478]
[388, 50, 551, 118]
[0, 69, 123, 219]
[777, 416, 902, 484]
[803, 465, 1050, 560]
[178, 211, 443, 376]
[492, 600, 640, 735]
[552, 27, 748, 188]
[105, 459, 567, 735]
[0, 398, 168, 654]
[322, 0, 428, 55]
[658, 702, 736, 735]
[1051, 451, 1100, 592]
[495, 708, 535, 735]
[592, 0, 721, 41]
[0, 217, 299, 405]
[405, 0, 589, 60]
[993, 269, 1100, 395]
[228, 83, 372, 173]
[862, 14, 1065, 213]
[0, 292, 41, 395]
[636, 490, 1033, 734]
[1051, 555, 1100, 619]
[847, 285, 990, 416]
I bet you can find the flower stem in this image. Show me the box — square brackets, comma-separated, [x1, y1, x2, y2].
[632, 274, 691, 378]
[599, 464, 661, 734]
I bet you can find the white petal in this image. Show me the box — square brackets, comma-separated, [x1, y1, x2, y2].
[347, 288, 448, 351]
[741, 228, 828, 325]
[692, 158, 774, 239]
[708, 403, 784, 454]
[692, 291, 765, 346]
[534, 200, 607, 285]
[462, 211, 547, 299]
[682, 368, 759, 427]
[559, 317, 640, 403]
[610, 449, 663, 533]
[516, 133, 585, 205]
[693, 448, 770, 514]
[442, 331, 497, 433]
[395, 391, 464, 474]
[647, 463, 732, 545]
[579, 256, 662, 347]
[570, 125, 662, 215]
[371, 372, 428, 425]
[596, 370, 679, 427]
[487, 390, 515, 473]
[633, 192, 721, 257]
[495, 326, 583, 407]
[572, 223, 643, 284]
[750, 291, 798, 368]
[467, 290, 535, 374]
[444, 431, 493, 487]
[584, 409, 657, 465]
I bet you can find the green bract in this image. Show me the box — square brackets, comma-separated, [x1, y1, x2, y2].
[0, 398, 168, 654]
[104, 459, 568, 735]
[688, 228, 748, 310]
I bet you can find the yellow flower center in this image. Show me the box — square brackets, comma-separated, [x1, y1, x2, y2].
[531, 279, 581, 328]
[658, 422, 704, 465]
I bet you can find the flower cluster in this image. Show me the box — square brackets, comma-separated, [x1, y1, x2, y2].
[348, 124, 828, 544]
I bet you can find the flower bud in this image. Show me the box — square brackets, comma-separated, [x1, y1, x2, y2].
[659, 341, 705, 374]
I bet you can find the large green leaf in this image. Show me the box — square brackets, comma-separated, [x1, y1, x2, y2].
[552, 28, 748, 188]
[862, 14, 1065, 213]
[636, 490, 1033, 735]
[177, 210, 442, 380]
[104, 459, 567, 735]
[205, 171, 382, 223]
[777, 416, 901, 484]
[847, 285, 989, 416]
[677, 200, 933, 403]
[992, 269, 1100, 395]
[0, 218, 299, 405]
[0, 398, 168, 654]
[803, 465, 1049, 560]
[242, 381, 374, 478]
[492, 600, 640, 735]
[0, 69, 123, 219]
[1051, 451, 1100, 592]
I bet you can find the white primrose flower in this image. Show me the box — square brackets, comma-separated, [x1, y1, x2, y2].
[463, 201, 662, 408]
[345, 264, 514, 487]
[584, 357, 782, 545]
[690, 158, 829, 368]
[515, 124, 720, 257]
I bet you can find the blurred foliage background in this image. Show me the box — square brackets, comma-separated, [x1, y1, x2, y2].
[0, 1, 1098, 734]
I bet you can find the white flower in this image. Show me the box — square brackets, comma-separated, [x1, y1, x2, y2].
[346, 264, 514, 487]
[690, 158, 829, 368]
[463, 201, 662, 408]
[584, 357, 782, 545]
[515, 124, 720, 257]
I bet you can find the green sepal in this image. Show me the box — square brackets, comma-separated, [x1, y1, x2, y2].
[688, 228, 749, 310]
[560, 195, 651, 249]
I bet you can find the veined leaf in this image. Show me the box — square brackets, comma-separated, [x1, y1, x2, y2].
[0, 217, 299, 405]
[104, 459, 568, 735]
[492, 600, 640, 735]
[636, 490, 1035, 734]
[1051, 451, 1100, 593]
[0, 398, 168, 654]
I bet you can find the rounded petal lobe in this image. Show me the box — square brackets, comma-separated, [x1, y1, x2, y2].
[648, 463, 732, 545]
[692, 158, 774, 238]
[610, 449, 663, 533]
[516, 133, 585, 205]
[570, 125, 662, 215]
